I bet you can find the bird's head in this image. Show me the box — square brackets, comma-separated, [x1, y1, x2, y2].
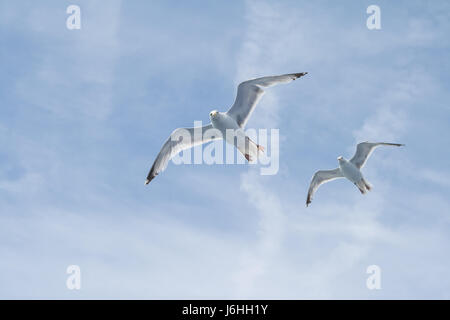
[337, 156, 345, 162]
[209, 110, 219, 119]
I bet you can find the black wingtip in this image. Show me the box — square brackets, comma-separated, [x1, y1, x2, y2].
[294, 72, 308, 78]
[145, 174, 156, 185]
[388, 143, 405, 147]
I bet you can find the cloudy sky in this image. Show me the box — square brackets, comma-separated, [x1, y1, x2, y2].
[1, 0, 449, 299]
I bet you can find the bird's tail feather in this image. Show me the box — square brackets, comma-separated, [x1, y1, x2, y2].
[362, 179, 372, 191]
[356, 180, 367, 194]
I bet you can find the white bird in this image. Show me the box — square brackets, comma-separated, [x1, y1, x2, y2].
[306, 142, 404, 206]
[145, 72, 308, 184]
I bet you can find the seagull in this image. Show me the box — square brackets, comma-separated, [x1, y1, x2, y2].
[306, 142, 404, 206]
[145, 72, 308, 184]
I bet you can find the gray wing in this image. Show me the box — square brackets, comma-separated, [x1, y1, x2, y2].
[306, 168, 343, 207]
[145, 124, 222, 184]
[226, 72, 308, 128]
[350, 142, 404, 169]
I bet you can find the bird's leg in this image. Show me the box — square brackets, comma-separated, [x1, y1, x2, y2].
[245, 136, 264, 155]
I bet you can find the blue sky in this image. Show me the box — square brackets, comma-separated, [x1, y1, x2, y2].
[0, 0, 449, 298]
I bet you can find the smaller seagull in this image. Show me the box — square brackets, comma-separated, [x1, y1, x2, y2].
[306, 142, 404, 206]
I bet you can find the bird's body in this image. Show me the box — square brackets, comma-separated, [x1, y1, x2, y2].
[306, 142, 404, 206]
[338, 157, 362, 184]
[145, 72, 308, 184]
[338, 157, 371, 194]
[209, 111, 240, 132]
[210, 111, 260, 161]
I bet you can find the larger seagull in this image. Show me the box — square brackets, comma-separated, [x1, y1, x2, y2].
[306, 142, 404, 206]
[145, 72, 308, 184]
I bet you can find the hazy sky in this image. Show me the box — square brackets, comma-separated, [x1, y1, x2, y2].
[1, 0, 449, 299]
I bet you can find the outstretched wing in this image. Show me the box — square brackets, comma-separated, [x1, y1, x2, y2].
[350, 142, 404, 169]
[226, 72, 308, 128]
[306, 168, 343, 207]
[145, 124, 222, 184]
